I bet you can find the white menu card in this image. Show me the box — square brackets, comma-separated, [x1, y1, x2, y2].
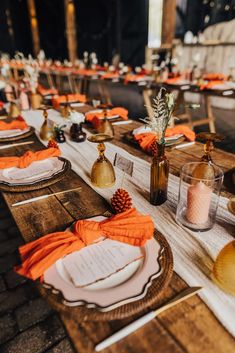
[61, 239, 144, 287]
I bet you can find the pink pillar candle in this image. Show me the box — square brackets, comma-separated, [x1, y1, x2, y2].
[186, 182, 212, 225]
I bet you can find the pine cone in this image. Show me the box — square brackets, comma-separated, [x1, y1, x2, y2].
[47, 139, 58, 149]
[150, 140, 158, 156]
[111, 188, 132, 214]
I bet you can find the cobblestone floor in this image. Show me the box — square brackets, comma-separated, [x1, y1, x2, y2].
[0, 195, 76, 353]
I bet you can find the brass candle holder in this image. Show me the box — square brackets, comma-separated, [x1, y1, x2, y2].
[96, 104, 114, 137]
[192, 132, 224, 180]
[8, 101, 21, 118]
[88, 134, 116, 188]
[197, 132, 224, 163]
[60, 102, 71, 119]
[39, 105, 54, 141]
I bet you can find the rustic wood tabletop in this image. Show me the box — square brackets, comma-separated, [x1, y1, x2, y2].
[1, 117, 234, 353]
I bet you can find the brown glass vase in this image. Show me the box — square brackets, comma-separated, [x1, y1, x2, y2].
[150, 142, 169, 206]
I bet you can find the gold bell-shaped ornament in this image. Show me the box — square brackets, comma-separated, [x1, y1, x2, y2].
[8, 101, 21, 118]
[39, 106, 54, 141]
[88, 134, 116, 188]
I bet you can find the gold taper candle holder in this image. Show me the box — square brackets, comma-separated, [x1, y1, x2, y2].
[88, 134, 116, 188]
[39, 105, 54, 141]
[30, 93, 42, 110]
[96, 104, 114, 137]
[8, 101, 21, 118]
[192, 132, 224, 181]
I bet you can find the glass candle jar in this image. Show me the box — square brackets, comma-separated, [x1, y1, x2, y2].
[176, 162, 224, 231]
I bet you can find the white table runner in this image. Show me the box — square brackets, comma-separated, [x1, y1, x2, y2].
[23, 110, 235, 336]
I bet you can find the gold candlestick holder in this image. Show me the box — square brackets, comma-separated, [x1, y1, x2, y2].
[39, 105, 54, 141]
[197, 132, 224, 162]
[8, 101, 21, 118]
[192, 132, 224, 181]
[88, 134, 116, 188]
[96, 104, 114, 137]
[60, 102, 71, 119]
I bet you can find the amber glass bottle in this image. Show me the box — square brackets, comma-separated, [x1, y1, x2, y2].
[150, 142, 169, 205]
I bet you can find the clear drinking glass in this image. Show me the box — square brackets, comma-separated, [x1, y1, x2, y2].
[176, 162, 224, 231]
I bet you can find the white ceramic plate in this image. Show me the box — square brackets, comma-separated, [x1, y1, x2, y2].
[0, 127, 30, 138]
[0, 157, 67, 186]
[43, 220, 163, 312]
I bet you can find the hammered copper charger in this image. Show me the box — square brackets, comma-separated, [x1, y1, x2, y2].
[0, 157, 71, 192]
[40, 229, 173, 322]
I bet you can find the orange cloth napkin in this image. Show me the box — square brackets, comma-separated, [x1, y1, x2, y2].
[202, 73, 227, 81]
[0, 118, 28, 131]
[200, 80, 226, 90]
[101, 72, 119, 80]
[0, 147, 61, 169]
[73, 69, 97, 76]
[124, 74, 145, 84]
[52, 94, 86, 109]
[15, 208, 154, 280]
[134, 126, 195, 153]
[86, 107, 128, 123]
[37, 85, 58, 96]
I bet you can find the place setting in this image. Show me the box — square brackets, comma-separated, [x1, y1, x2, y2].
[0, 139, 71, 192]
[0, 112, 35, 142]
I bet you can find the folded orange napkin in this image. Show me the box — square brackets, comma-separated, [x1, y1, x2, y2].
[15, 208, 154, 280]
[101, 72, 119, 80]
[202, 73, 227, 81]
[134, 125, 195, 153]
[37, 85, 58, 96]
[0, 147, 60, 169]
[73, 69, 97, 76]
[124, 74, 145, 84]
[86, 107, 128, 123]
[200, 80, 226, 90]
[0, 118, 28, 131]
[52, 94, 86, 109]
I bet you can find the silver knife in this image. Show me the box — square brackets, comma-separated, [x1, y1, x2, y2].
[95, 286, 202, 351]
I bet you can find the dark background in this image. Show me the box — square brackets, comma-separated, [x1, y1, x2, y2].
[0, 0, 235, 65]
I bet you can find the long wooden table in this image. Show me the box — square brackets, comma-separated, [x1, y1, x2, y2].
[1, 117, 235, 353]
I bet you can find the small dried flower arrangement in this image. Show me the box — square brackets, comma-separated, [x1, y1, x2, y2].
[142, 87, 175, 145]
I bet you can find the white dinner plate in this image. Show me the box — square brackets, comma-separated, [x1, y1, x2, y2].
[0, 127, 30, 139]
[0, 157, 67, 186]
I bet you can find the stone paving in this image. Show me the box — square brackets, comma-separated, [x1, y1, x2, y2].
[0, 195, 76, 353]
